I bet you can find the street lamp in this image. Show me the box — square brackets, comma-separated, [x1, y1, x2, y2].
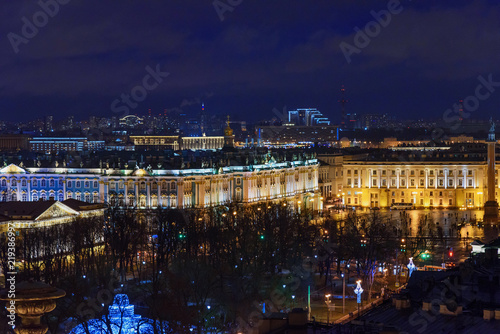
[341, 273, 345, 314]
[354, 280, 363, 316]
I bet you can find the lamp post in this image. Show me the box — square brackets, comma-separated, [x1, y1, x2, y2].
[354, 280, 363, 317]
[342, 272, 345, 314]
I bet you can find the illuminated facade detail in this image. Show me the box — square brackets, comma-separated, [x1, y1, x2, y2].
[69, 294, 167, 334]
[0, 161, 321, 210]
[342, 161, 494, 208]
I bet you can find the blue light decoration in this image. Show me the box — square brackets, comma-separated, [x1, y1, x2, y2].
[354, 280, 363, 304]
[69, 294, 169, 334]
[407, 257, 417, 278]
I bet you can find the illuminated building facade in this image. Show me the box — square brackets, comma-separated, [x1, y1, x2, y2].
[0, 160, 321, 210]
[342, 160, 492, 209]
[0, 198, 105, 233]
[130, 135, 225, 150]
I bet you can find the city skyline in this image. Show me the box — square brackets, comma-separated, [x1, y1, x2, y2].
[2, 1, 500, 123]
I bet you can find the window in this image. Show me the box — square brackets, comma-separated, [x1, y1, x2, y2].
[32, 192, 38, 201]
[439, 179, 444, 187]
[347, 198, 351, 204]
[458, 179, 463, 186]
[410, 179, 415, 187]
[354, 170, 358, 175]
[85, 181, 90, 188]
[32, 179, 37, 187]
[59, 180, 64, 187]
[449, 199, 453, 205]
[22, 180, 26, 187]
[49, 179, 54, 187]
[93, 193, 99, 203]
[420, 170, 424, 176]
[439, 191, 443, 197]
[430, 198, 434, 205]
[430, 191, 434, 196]
[429, 179, 434, 186]
[420, 198, 423, 205]
[382, 170, 386, 176]
[93, 181, 98, 188]
[41, 179, 46, 187]
[372, 170, 377, 176]
[76, 181, 81, 188]
[347, 170, 351, 176]
[401, 170, 405, 176]
[382, 179, 387, 187]
[11, 179, 17, 186]
[372, 179, 377, 187]
[76, 193, 81, 201]
[410, 170, 415, 176]
[420, 179, 424, 187]
[401, 191, 404, 196]
[468, 179, 473, 187]
[391, 170, 396, 176]
[430, 170, 434, 176]
[58, 193, 64, 201]
[347, 178, 352, 186]
[22, 193, 27, 201]
[67, 180, 72, 187]
[401, 179, 406, 187]
[171, 182, 176, 190]
[391, 191, 395, 196]
[468, 170, 472, 176]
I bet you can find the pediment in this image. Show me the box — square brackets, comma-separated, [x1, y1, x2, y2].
[0, 164, 27, 174]
[35, 202, 79, 221]
[132, 168, 150, 177]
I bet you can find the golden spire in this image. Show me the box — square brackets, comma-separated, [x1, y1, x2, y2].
[224, 115, 233, 136]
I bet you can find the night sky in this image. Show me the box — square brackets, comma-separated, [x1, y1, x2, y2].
[2, 0, 500, 123]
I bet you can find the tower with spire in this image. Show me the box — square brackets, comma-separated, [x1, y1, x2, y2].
[224, 115, 235, 149]
[339, 85, 348, 127]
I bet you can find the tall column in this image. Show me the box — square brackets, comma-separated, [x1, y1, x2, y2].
[484, 120, 498, 223]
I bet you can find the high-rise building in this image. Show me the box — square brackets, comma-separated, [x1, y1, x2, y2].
[288, 108, 331, 126]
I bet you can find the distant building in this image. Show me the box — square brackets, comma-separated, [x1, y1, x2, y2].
[29, 137, 105, 153]
[0, 135, 30, 151]
[119, 115, 144, 127]
[258, 125, 339, 145]
[288, 108, 331, 126]
[130, 135, 225, 150]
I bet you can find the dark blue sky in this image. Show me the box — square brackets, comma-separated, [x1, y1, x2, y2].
[1, 0, 500, 123]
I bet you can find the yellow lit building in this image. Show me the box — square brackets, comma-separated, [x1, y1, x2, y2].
[342, 161, 490, 209]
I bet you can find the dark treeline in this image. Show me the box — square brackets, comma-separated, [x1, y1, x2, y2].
[0, 205, 430, 333]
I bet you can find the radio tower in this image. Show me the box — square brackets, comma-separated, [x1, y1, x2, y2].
[339, 85, 348, 126]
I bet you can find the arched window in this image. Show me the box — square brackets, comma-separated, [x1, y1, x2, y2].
[93, 193, 99, 203]
[40, 193, 47, 201]
[32, 192, 38, 201]
[1, 179, 6, 187]
[84, 193, 91, 203]
[58, 192, 64, 202]
[22, 193, 27, 201]
[12, 193, 17, 201]
[41, 179, 46, 187]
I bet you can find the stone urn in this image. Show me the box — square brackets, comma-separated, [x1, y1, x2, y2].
[0, 280, 65, 334]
